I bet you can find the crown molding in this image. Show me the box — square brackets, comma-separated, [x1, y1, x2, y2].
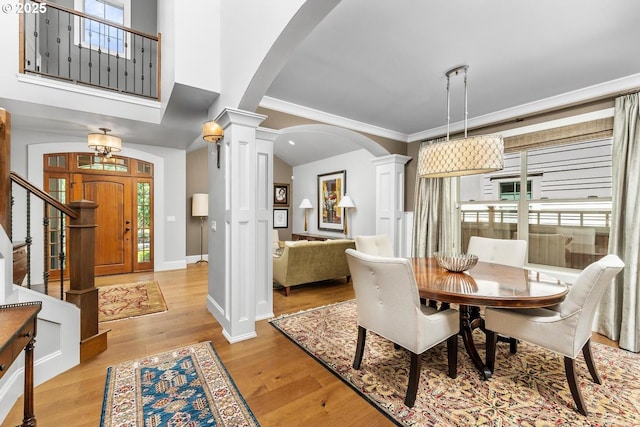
[409, 73, 640, 142]
[259, 96, 409, 142]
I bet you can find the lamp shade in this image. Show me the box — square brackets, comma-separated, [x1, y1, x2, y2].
[417, 135, 504, 178]
[192, 193, 208, 217]
[203, 120, 224, 142]
[88, 128, 122, 153]
[337, 195, 355, 208]
[298, 198, 313, 209]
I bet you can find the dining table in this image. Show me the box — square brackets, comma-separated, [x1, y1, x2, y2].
[411, 257, 569, 379]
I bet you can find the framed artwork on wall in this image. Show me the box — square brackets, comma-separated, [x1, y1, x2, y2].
[274, 183, 290, 207]
[274, 208, 289, 228]
[318, 170, 346, 231]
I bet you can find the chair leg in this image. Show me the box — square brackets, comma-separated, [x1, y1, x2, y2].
[509, 337, 518, 354]
[405, 352, 421, 407]
[582, 339, 602, 384]
[486, 330, 497, 373]
[353, 326, 367, 370]
[447, 335, 458, 378]
[284, 286, 291, 296]
[564, 357, 588, 416]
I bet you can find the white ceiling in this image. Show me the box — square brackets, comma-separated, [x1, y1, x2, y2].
[6, 0, 640, 167]
[266, 0, 640, 165]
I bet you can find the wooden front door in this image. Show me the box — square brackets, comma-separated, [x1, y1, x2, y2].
[44, 153, 154, 277]
[72, 174, 133, 275]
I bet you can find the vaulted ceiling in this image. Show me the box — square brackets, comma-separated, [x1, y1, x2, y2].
[5, 0, 640, 167]
[265, 0, 640, 165]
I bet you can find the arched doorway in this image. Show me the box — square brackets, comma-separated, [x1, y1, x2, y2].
[44, 152, 154, 276]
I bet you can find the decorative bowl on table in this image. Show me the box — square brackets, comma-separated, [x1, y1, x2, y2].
[434, 252, 479, 272]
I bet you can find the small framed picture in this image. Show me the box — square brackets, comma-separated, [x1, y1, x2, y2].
[274, 183, 290, 207]
[273, 208, 289, 228]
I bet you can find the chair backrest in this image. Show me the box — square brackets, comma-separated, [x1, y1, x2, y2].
[556, 254, 624, 347]
[345, 248, 421, 345]
[355, 235, 395, 257]
[272, 230, 280, 251]
[467, 236, 527, 268]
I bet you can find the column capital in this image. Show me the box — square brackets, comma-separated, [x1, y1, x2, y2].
[256, 127, 281, 142]
[214, 107, 267, 129]
[370, 154, 412, 166]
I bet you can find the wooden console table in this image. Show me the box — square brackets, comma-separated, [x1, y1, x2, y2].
[0, 301, 42, 427]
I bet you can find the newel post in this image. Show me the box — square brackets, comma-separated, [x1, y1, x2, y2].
[65, 200, 99, 341]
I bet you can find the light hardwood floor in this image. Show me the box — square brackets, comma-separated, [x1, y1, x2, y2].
[3, 265, 618, 426]
[3, 265, 393, 427]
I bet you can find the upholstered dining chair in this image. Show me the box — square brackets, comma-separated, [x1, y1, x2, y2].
[484, 254, 624, 416]
[466, 236, 527, 268]
[467, 235, 528, 353]
[345, 248, 459, 407]
[354, 234, 395, 257]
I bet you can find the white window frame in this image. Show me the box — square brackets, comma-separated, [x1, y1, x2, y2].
[74, 0, 131, 59]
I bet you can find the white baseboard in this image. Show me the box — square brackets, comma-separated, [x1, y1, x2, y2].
[155, 259, 188, 271]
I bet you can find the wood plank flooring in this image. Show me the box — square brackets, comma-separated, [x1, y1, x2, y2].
[2, 265, 618, 426]
[2, 265, 392, 427]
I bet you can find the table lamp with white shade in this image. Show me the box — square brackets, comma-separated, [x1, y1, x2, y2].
[337, 195, 355, 237]
[298, 198, 313, 232]
[192, 193, 208, 265]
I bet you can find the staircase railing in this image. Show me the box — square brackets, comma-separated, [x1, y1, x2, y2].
[10, 171, 76, 299]
[19, 0, 161, 100]
[2, 108, 101, 349]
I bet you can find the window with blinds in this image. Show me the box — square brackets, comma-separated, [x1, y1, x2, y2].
[459, 117, 613, 270]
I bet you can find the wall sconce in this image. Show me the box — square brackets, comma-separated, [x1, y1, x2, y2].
[337, 195, 355, 237]
[88, 127, 122, 158]
[298, 198, 313, 232]
[203, 120, 224, 168]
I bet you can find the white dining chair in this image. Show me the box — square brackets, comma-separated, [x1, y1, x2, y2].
[467, 236, 527, 268]
[345, 248, 459, 407]
[354, 234, 395, 257]
[467, 235, 527, 353]
[484, 254, 624, 416]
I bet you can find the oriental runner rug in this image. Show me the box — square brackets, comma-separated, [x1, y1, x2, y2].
[270, 300, 640, 426]
[98, 281, 168, 322]
[100, 341, 260, 427]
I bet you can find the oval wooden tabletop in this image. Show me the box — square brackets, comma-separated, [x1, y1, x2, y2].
[411, 258, 569, 307]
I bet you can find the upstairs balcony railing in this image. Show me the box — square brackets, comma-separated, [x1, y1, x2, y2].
[20, 0, 160, 100]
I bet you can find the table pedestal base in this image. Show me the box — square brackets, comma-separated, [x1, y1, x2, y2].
[459, 304, 492, 380]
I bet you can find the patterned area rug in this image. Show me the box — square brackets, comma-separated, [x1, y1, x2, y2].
[98, 281, 168, 322]
[270, 300, 640, 426]
[100, 341, 260, 427]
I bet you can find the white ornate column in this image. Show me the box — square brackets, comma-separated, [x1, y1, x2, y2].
[207, 108, 267, 343]
[255, 127, 279, 321]
[371, 154, 412, 256]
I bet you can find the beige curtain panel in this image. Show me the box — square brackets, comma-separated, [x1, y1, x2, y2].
[597, 92, 640, 353]
[412, 140, 455, 257]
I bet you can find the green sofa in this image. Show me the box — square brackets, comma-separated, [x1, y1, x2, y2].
[273, 239, 356, 295]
